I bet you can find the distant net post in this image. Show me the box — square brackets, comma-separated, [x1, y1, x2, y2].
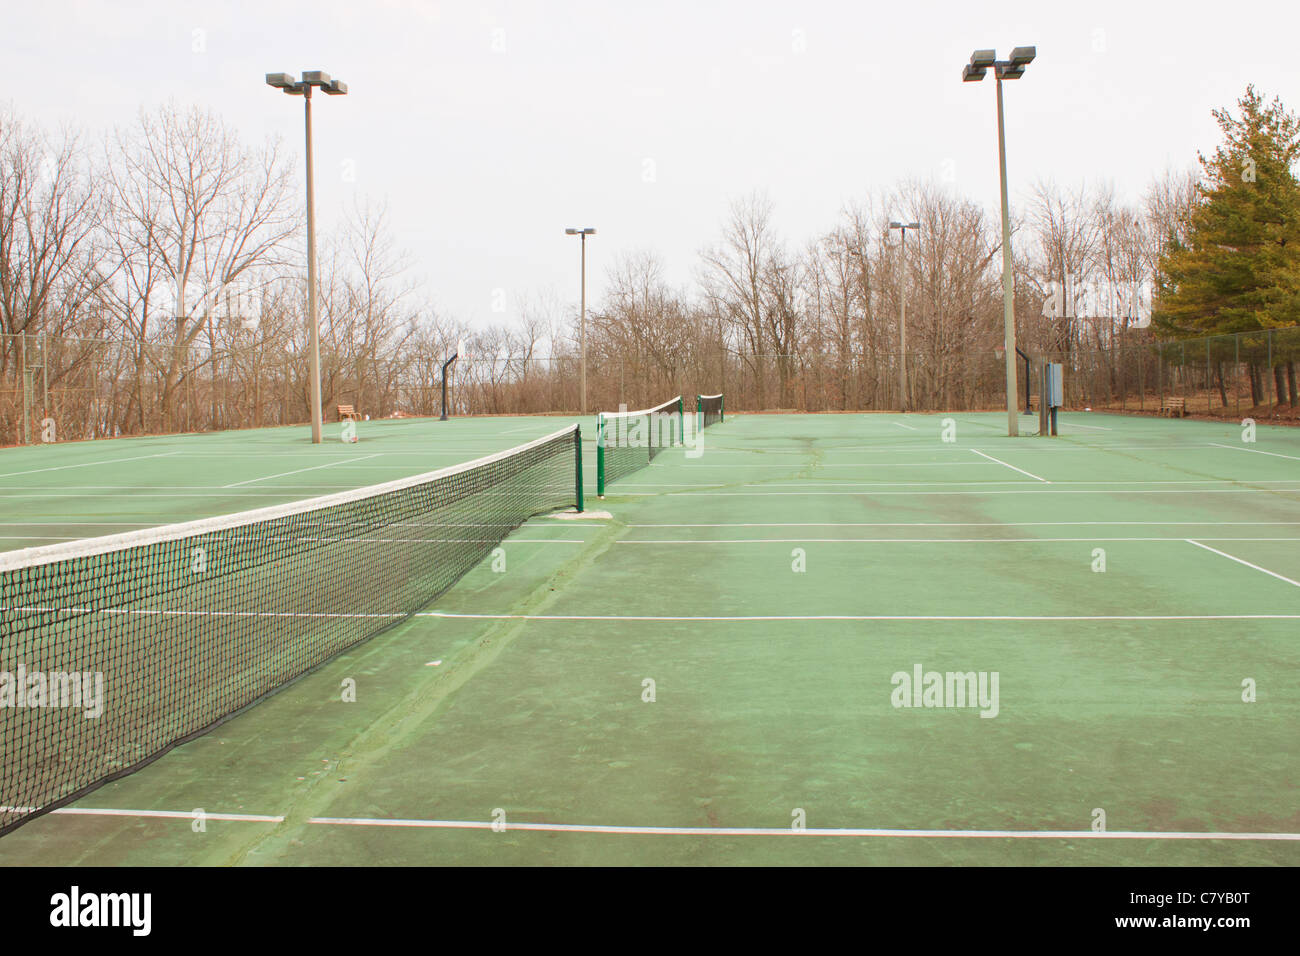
[697, 393, 724, 430]
[595, 396, 683, 498]
[574, 426, 584, 512]
[596, 413, 607, 496]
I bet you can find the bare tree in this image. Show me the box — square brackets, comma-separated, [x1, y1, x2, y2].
[100, 103, 297, 431]
[0, 109, 103, 355]
[699, 191, 781, 407]
[1027, 179, 1103, 356]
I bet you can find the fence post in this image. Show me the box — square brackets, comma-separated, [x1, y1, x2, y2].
[1268, 329, 1274, 407]
[19, 333, 29, 445]
[1206, 337, 1211, 415]
[1235, 333, 1240, 418]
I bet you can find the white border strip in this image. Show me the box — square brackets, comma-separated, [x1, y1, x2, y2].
[419, 612, 1300, 622]
[14, 806, 287, 824]
[617, 537, 1300, 544]
[303, 819, 1300, 840]
[629, 521, 1300, 528]
[0, 425, 578, 572]
[19, 807, 1300, 840]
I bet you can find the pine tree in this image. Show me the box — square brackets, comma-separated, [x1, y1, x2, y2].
[1154, 86, 1300, 337]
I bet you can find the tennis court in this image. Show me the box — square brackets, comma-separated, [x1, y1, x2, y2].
[1, 409, 1298, 865]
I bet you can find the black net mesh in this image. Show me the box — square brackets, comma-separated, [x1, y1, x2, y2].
[0, 425, 580, 836]
[596, 397, 683, 494]
[698, 394, 723, 429]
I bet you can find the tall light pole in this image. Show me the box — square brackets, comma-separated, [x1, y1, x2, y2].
[963, 45, 1035, 437]
[565, 227, 596, 415]
[267, 70, 348, 444]
[888, 220, 921, 412]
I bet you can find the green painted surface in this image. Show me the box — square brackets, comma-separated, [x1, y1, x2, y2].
[1, 411, 1297, 865]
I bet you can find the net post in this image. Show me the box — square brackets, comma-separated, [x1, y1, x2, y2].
[574, 426, 584, 512]
[677, 396, 684, 446]
[696, 394, 701, 436]
[596, 413, 606, 497]
[1039, 362, 1049, 436]
[720, 393, 724, 423]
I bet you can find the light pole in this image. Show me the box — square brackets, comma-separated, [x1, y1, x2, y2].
[888, 220, 920, 411]
[963, 45, 1035, 437]
[565, 227, 596, 415]
[267, 70, 348, 444]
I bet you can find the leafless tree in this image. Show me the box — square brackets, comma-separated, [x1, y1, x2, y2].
[100, 103, 297, 431]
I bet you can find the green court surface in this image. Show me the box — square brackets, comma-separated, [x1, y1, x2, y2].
[1, 411, 1298, 865]
[0, 415, 587, 553]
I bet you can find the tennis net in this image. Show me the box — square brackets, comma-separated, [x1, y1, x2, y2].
[697, 393, 724, 429]
[0, 424, 582, 836]
[596, 396, 683, 496]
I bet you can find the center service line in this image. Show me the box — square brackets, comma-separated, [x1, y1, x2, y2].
[1186, 539, 1300, 589]
[970, 448, 1049, 482]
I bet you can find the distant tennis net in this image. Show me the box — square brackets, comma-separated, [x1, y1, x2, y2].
[0, 424, 583, 836]
[595, 396, 684, 496]
[697, 394, 724, 429]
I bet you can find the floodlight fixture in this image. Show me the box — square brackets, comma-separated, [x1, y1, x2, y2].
[1009, 46, 1036, 66]
[962, 45, 1037, 436]
[265, 68, 350, 443]
[565, 226, 598, 413]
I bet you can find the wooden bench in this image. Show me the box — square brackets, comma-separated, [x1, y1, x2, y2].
[1160, 397, 1186, 418]
[337, 404, 359, 421]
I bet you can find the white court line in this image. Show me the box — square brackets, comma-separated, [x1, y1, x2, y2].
[654, 444, 1218, 456]
[3, 605, 408, 620]
[642, 479, 1300, 488]
[0, 493, 329, 499]
[654, 462, 998, 468]
[11, 607, 1294, 623]
[0, 452, 179, 479]
[421, 612, 1300, 622]
[1208, 442, 1300, 462]
[0, 484, 414, 491]
[0, 521, 158, 525]
[664, 488, 1300, 497]
[303, 819, 1300, 841]
[618, 537, 1300, 544]
[16, 807, 286, 824]
[1186, 539, 1300, 589]
[18, 807, 1298, 840]
[892, 422, 918, 431]
[1054, 421, 1112, 430]
[630, 521, 1300, 528]
[971, 449, 1049, 482]
[224, 454, 383, 487]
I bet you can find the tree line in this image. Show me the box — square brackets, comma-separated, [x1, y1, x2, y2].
[1, 86, 1296, 445]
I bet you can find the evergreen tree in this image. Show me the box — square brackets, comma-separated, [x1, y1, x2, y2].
[1154, 86, 1300, 337]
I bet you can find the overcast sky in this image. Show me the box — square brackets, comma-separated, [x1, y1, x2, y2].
[4, 0, 1295, 331]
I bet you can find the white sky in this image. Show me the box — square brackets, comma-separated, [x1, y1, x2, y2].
[4, 0, 1296, 330]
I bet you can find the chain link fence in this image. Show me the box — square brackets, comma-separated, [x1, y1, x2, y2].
[3, 326, 1297, 446]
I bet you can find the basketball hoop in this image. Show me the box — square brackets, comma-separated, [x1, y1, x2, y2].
[994, 345, 1005, 362]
